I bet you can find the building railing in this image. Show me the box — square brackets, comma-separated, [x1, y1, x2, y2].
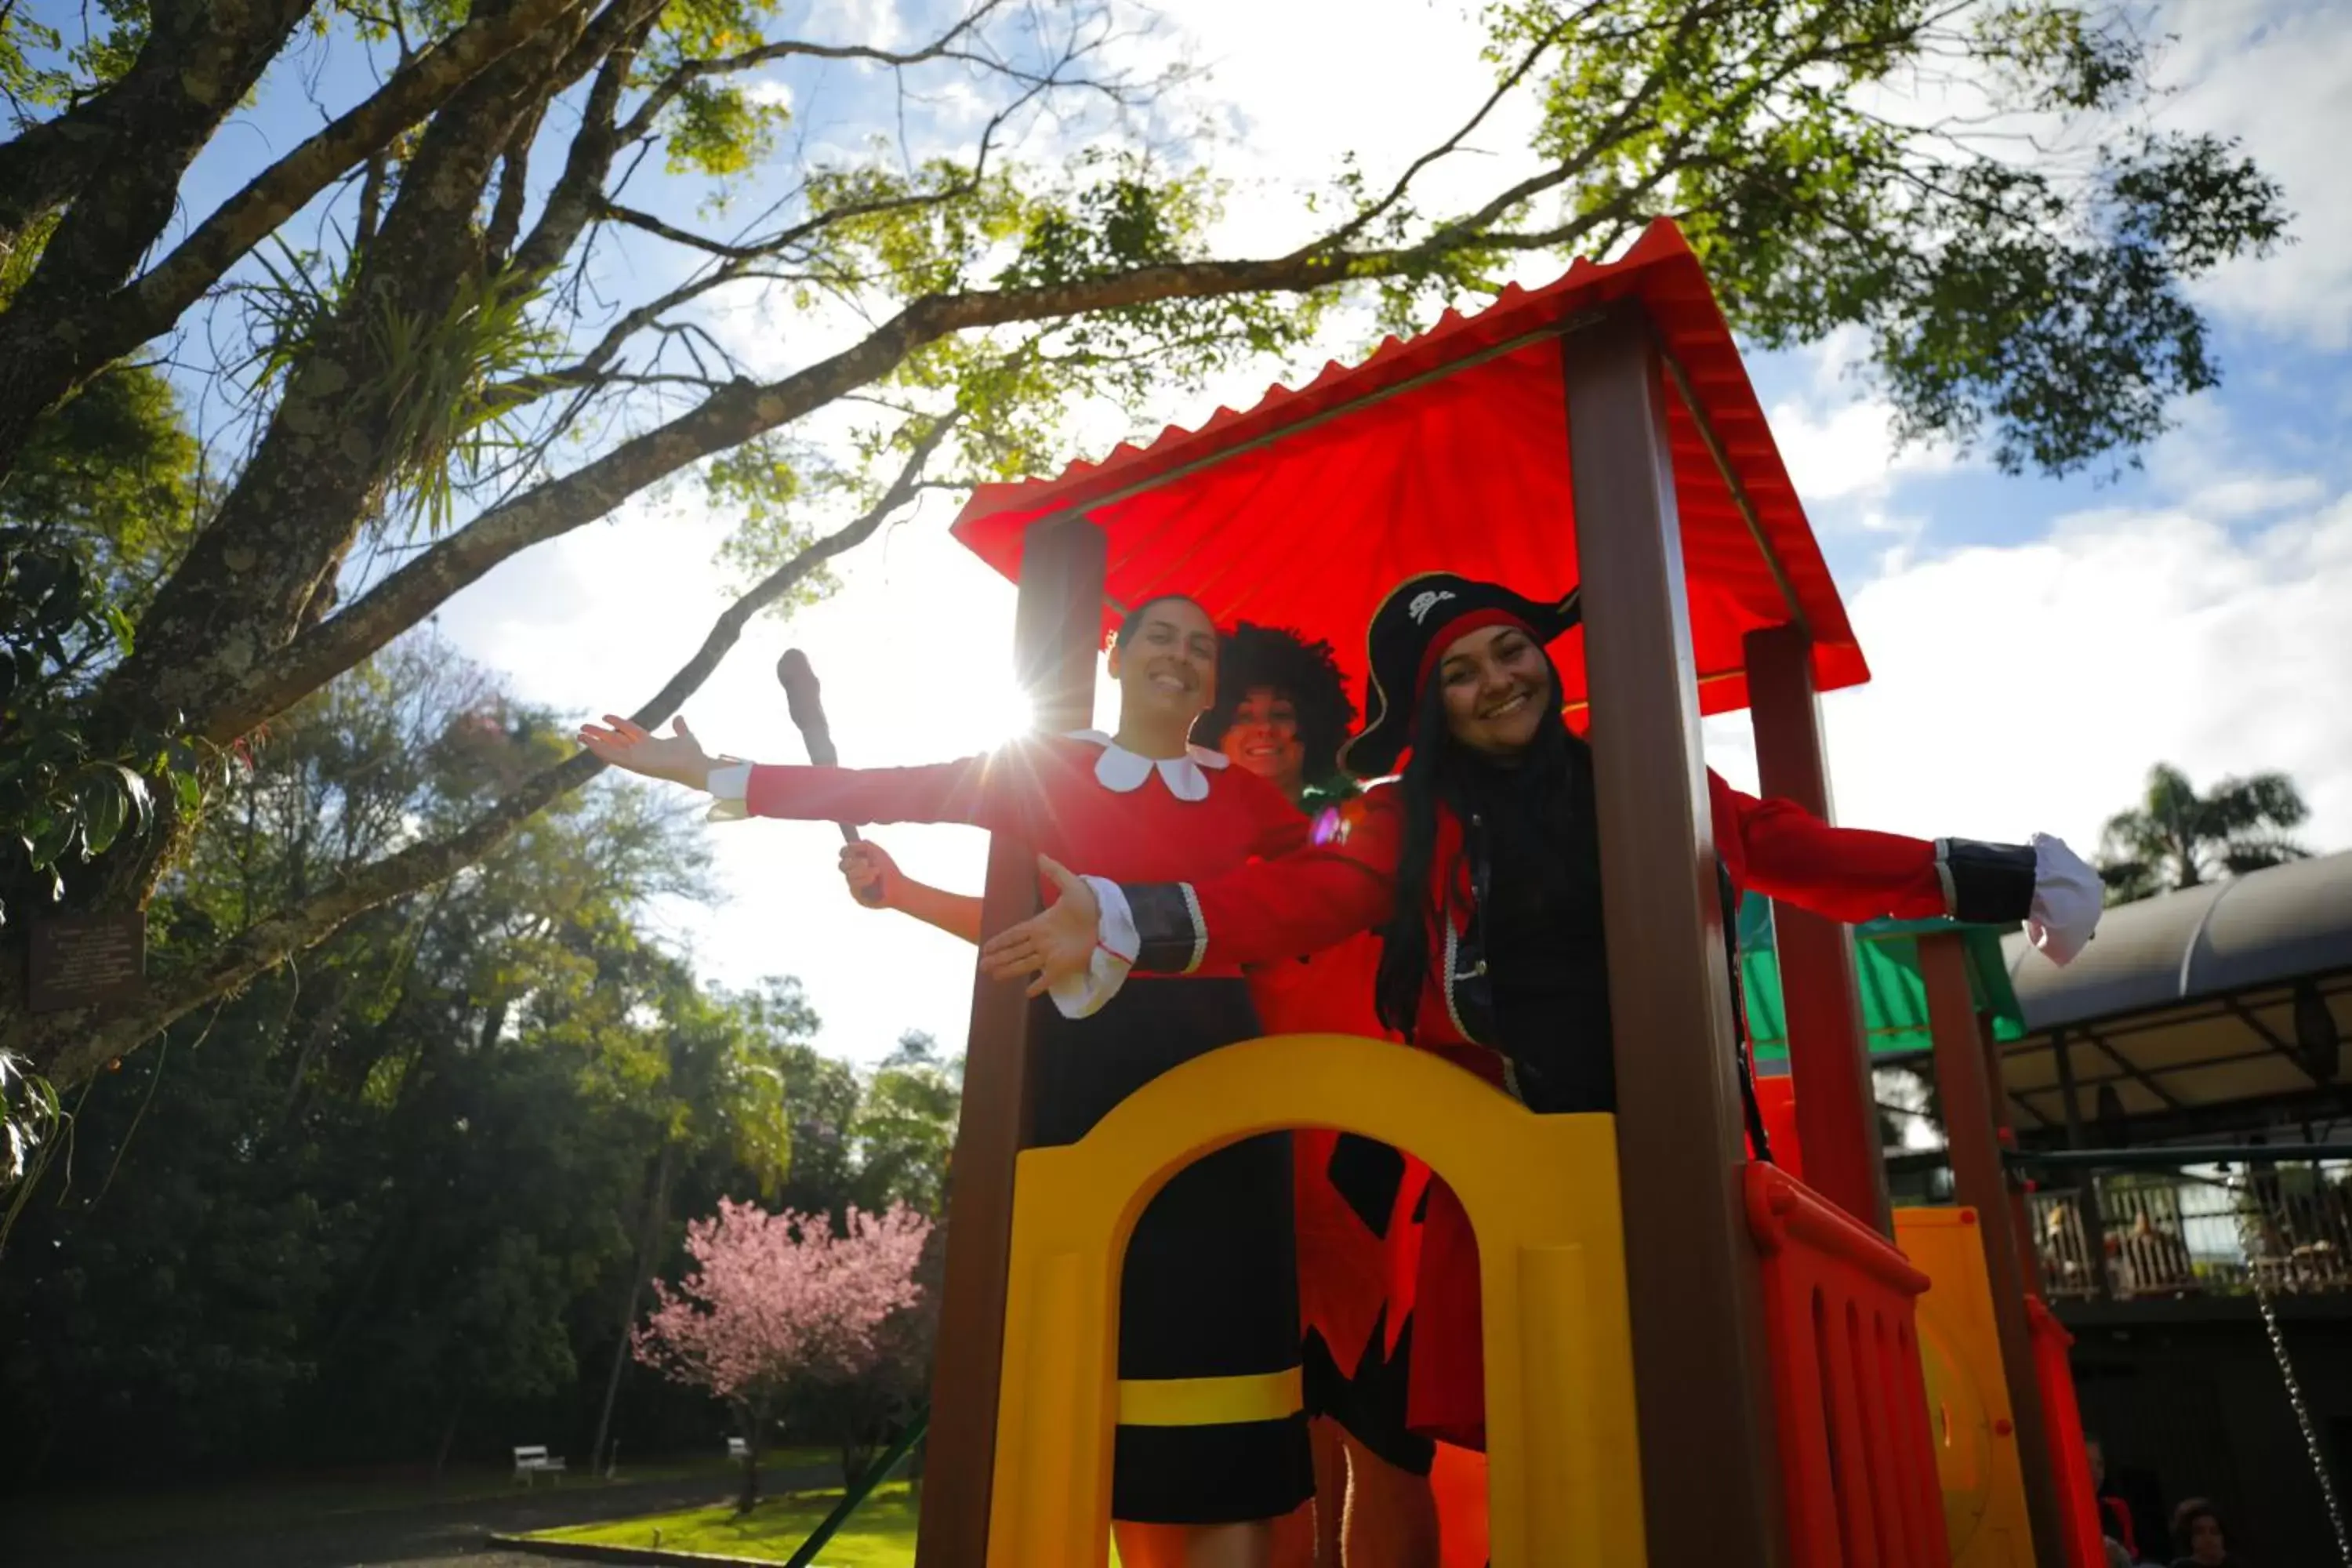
[2026, 1160, 2352, 1301]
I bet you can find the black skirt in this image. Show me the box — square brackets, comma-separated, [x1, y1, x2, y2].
[1030, 978, 1313, 1526]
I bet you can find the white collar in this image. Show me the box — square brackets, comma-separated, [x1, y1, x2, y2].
[1065, 730, 1229, 802]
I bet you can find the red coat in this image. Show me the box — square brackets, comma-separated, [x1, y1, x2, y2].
[1140, 770, 1955, 1446]
[1250, 933, 1417, 1377]
[737, 733, 1308, 978]
[1171, 771, 1950, 1035]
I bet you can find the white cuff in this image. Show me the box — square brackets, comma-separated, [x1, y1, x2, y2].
[2027, 833, 2102, 967]
[1046, 877, 1138, 1020]
[705, 760, 753, 822]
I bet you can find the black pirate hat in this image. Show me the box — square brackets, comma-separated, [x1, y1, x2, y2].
[1338, 572, 1582, 779]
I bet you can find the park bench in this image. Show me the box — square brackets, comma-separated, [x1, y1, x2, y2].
[512, 1445, 567, 1486]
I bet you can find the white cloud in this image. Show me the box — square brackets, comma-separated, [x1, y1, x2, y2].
[1149, 0, 1544, 264]
[2157, 0, 2352, 347]
[1766, 392, 1958, 506]
[2185, 474, 2327, 521]
[1708, 484, 2352, 869]
[1748, 328, 1962, 515]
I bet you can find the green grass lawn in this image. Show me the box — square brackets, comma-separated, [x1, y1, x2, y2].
[534, 1479, 1133, 1567]
[533, 1478, 920, 1565]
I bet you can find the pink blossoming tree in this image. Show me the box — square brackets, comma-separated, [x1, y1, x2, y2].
[634, 1198, 931, 1512]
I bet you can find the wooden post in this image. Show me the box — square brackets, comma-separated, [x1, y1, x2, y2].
[2050, 1028, 2112, 1301]
[2051, 1027, 2086, 1151]
[913, 517, 1107, 1568]
[1566, 310, 1787, 1568]
[1980, 1011, 2045, 1295]
[1920, 930, 2070, 1568]
[1743, 622, 1893, 1236]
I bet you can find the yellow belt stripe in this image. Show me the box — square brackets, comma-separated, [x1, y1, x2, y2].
[1116, 1367, 1304, 1428]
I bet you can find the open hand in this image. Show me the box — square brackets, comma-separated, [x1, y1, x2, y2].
[840, 841, 898, 908]
[576, 714, 717, 789]
[979, 856, 1100, 998]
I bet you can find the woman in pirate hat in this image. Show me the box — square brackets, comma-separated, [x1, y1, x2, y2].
[978, 569, 2104, 1450]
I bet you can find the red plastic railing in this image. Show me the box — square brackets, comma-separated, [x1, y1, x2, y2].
[1747, 1162, 1951, 1568]
[2025, 1294, 2109, 1568]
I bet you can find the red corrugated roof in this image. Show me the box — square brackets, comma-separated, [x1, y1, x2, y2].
[949, 218, 1867, 718]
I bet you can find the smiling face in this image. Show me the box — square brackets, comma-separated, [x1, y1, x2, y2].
[1435, 621, 1552, 758]
[1218, 686, 1307, 799]
[1109, 597, 1218, 736]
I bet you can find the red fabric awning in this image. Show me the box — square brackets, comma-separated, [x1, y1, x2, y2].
[949, 219, 1867, 719]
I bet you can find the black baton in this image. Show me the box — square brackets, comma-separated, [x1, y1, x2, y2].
[777, 648, 882, 905]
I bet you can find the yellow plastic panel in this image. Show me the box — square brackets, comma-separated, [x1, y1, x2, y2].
[1895, 1207, 2035, 1568]
[986, 1033, 1646, 1568]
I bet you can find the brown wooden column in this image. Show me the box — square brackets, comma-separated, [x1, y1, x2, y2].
[913, 517, 1106, 1568]
[1920, 930, 2069, 1568]
[1744, 622, 1893, 1236]
[2050, 1027, 2113, 1300]
[1979, 1011, 2045, 1294]
[1566, 310, 1787, 1568]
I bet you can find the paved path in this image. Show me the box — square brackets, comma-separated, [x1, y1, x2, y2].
[9, 1465, 839, 1568]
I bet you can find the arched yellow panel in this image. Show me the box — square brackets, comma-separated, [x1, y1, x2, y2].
[1895, 1207, 2035, 1568]
[985, 1033, 1646, 1568]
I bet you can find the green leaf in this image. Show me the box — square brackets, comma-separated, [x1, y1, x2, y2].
[26, 810, 73, 868]
[76, 769, 132, 856]
[114, 764, 154, 833]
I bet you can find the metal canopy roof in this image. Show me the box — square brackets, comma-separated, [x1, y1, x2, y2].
[1994, 851, 2352, 1135]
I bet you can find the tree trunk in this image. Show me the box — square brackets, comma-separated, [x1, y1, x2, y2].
[840, 1439, 876, 1492]
[737, 1406, 763, 1515]
[434, 1396, 468, 1480]
[590, 1138, 675, 1477]
[0, 0, 314, 463]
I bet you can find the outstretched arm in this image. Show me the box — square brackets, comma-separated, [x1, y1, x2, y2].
[979, 797, 1403, 1011]
[839, 842, 985, 946]
[578, 713, 1022, 833]
[1707, 772, 2101, 964]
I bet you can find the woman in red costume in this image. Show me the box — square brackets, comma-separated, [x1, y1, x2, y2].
[838, 623, 1446, 1568]
[579, 595, 1316, 1568]
[980, 571, 2104, 1454]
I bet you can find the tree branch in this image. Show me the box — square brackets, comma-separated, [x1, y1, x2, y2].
[0, 0, 307, 246]
[510, 0, 662, 278]
[599, 200, 776, 260]
[136, 0, 583, 320]
[485, 100, 546, 266]
[1295, 0, 1608, 260]
[207, 243, 1399, 743]
[32, 420, 953, 1087]
[615, 0, 1014, 143]
[0, 0, 587, 490]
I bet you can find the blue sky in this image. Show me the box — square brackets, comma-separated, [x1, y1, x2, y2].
[51, 0, 2352, 1063]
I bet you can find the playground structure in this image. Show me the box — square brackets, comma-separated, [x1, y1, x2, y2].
[901, 220, 2106, 1566]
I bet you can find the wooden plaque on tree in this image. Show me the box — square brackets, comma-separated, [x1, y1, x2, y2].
[27, 912, 146, 1015]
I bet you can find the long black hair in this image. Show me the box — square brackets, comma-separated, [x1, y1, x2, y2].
[1370, 652, 1597, 1038]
